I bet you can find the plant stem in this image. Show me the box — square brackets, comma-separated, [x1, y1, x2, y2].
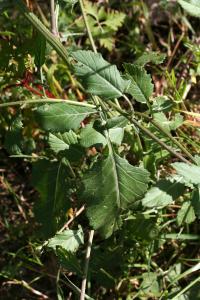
[135, 112, 196, 164]
[50, 0, 58, 36]
[79, 0, 97, 53]
[80, 230, 94, 300]
[108, 101, 190, 164]
[0, 98, 95, 108]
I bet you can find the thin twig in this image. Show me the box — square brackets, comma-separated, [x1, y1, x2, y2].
[80, 230, 94, 300]
[79, 0, 97, 53]
[108, 100, 191, 164]
[50, 0, 58, 36]
[58, 205, 85, 233]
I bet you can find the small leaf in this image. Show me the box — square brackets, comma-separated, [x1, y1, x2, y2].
[124, 63, 153, 103]
[142, 179, 185, 208]
[4, 115, 23, 155]
[71, 50, 130, 100]
[35, 103, 95, 132]
[80, 124, 107, 147]
[135, 51, 166, 66]
[172, 163, 200, 185]
[177, 201, 196, 225]
[106, 116, 128, 128]
[108, 128, 124, 145]
[82, 152, 149, 238]
[47, 227, 84, 252]
[178, 0, 200, 18]
[191, 188, 200, 218]
[152, 96, 174, 113]
[32, 159, 71, 237]
[48, 130, 78, 153]
[141, 272, 160, 297]
[57, 248, 83, 276]
[34, 32, 46, 68]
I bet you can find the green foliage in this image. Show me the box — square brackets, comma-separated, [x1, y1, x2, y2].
[124, 63, 153, 103]
[178, 0, 200, 17]
[75, 0, 125, 50]
[1, 1, 200, 299]
[32, 159, 71, 237]
[82, 151, 149, 238]
[48, 130, 78, 153]
[35, 102, 95, 132]
[142, 179, 185, 208]
[47, 226, 84, 251]
[72, 50, 130, 99]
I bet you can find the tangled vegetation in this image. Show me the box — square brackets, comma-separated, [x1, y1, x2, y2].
[0, 0, 200, 299]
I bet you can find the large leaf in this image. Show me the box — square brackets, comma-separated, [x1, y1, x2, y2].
[35, 103, 95, 132]
[142, 179, 185, 208]
[48, 130, 78, 153]
[71, 50, 130, 100]
[32, 159, 71, 237]
[124, 63, 153, 103]
[172, 163, 200, 185]
[82, 151, 149, 238]
[178, 0, 200, 17]
[47, 227, 84, 252]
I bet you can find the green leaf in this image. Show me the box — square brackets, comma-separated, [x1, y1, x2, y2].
[126, 215, 159, 241]
[191, 188, 200, 218]
[71, 50, 130, 100]
[177, 201, 196, 225]
[124, 64, 153, 103]
[103, 11, 125, 31]
[57, 248, 83, 276]
[142, 179, 185, 208]
[106, 116, 128, 128]
[141, 272, 160, 297]
[108, 128, 124, 145]
[35, 103, 95, 132]
[48, 130, 78, 153]
[34, 32, 46, 68]
[135, 51, 166, 66]
[152, 96, 174, 113]
[47, 227, 84, 252]
[82, 152, 149, 238]
[80, 124, 107, 147]
[32, 159, 71, 237]
[178, 0, 200, 18]
[172, 163, 200, 185]
[4, 115, 23, 155]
